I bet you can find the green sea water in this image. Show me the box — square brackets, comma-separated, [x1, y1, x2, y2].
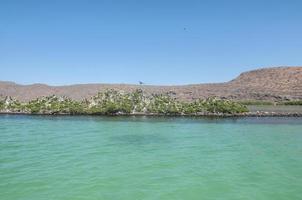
[0, 115, 302, 200]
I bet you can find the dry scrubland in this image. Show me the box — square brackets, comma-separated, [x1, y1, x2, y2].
[0, 67, 301, 103]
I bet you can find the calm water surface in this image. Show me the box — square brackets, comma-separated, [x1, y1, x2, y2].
[0, 115, 302, 200]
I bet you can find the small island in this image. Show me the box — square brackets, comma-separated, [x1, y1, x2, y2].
[0, 89, 249, 116]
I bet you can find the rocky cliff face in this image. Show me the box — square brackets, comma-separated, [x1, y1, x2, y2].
[0, 67, 301, 102]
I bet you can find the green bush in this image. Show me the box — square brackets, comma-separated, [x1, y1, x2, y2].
[26, 96, 85, 114]
[0, 100, 4, 110]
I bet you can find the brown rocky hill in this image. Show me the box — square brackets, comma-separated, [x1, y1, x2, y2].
[0, 67, 301, 102]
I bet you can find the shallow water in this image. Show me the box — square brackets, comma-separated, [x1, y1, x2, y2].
[0, 115, 302, 200]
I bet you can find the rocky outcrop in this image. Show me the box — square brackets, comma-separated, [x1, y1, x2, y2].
[0, 67, 301, 102]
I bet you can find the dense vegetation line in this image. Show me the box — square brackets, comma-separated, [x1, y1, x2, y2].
[0, 89, 249, 115]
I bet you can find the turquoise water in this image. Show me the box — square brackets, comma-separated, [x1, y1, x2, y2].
[0, 115, 302, 200]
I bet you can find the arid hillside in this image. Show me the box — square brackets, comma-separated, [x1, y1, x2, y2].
[0, 67, 301, 102]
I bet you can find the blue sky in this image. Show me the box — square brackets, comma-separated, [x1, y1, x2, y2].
[0, 0, 301, 85]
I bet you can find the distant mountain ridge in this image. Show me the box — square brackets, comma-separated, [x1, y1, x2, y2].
[1, 67, 301, 102]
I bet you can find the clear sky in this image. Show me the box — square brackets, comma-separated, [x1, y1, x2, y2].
[0, 0, 301, 85]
